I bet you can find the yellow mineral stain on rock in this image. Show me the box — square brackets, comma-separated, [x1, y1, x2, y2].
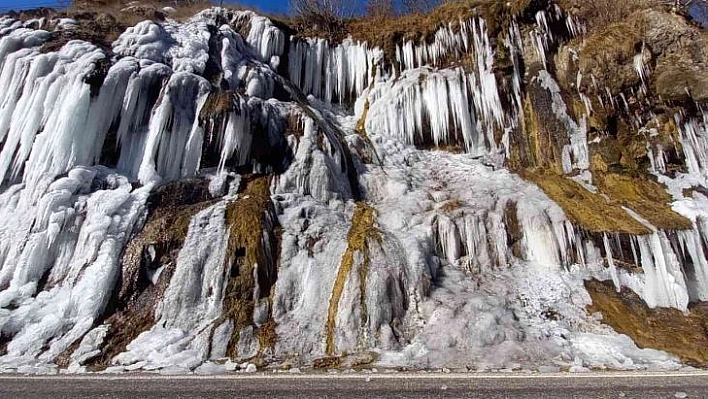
[325, 202, 381, 356]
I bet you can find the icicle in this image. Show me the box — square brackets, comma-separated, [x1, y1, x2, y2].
[365, 68, 483, 154]
[504, 21, 524, 131]
[623, 207, 690, 310]
[134, 72, 211, 184]
[675, 109, 708, 178]
[634, 46, 650, 95]
[217, 96, 252, 173]
[603, 233, 622, 291]
[241, 12, 285, 65]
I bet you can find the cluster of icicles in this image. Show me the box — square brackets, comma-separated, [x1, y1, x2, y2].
[286, 6, 587, 158]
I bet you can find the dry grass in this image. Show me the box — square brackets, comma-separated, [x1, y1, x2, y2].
[200, 91, 236, 119]
[255, 319, 278, 352]
[439, 199, 464, 214]
[586, 279, 708, 367]
[91, 307, 156, 368]
[72, 0, 214, 22]
[325, 202, 380, 356]
[575, 16, 647, 95]
[35, 1, 216, 51]
[313, 356, 341, 369]
[559, 0, 652, 30]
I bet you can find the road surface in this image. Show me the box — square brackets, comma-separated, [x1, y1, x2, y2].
[0, 372, 707, 398]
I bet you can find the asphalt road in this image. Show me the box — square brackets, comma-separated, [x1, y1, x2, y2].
[0, 372, 707, 398]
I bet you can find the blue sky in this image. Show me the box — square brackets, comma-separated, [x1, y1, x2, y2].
[238, 0, 289, 14]
[0, 1, 290, 13]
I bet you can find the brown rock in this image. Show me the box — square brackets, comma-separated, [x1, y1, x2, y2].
[586, 279, 708, 367]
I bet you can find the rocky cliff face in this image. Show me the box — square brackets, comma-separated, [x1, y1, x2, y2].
[1, 0, 708, 374]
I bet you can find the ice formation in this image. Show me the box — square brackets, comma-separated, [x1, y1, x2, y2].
[395, 18, 473, 71]
[1, 2, 708, 375]
[288, 37, 383, 103]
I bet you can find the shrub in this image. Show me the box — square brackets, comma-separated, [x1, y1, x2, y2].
[290, 0, 348, 35]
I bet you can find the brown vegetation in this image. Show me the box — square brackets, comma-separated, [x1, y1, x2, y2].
[523, 170, 652, 235]
[313, 356, 341, 369]
[290, 0, 349, 38]
[32, 0, 215, 52]
[219, 176, 280, 358]
[559, 0, 653, 29]
[255, 319, 278, 352]
[523, 168, 691, 235]
[71, 0, 214, 21]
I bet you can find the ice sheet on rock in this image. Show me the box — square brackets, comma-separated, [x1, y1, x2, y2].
[339, 129, 674, 369]
[0, 16, 20, 35]
[0, 28, 49, 66]
[273, 114, 354, 203]
[69, 324, 110, 369]
[0, 167, 152, 367]
[114, 201, 230, 370]
[569, 333, 678, 371]
[6, 51, 135, 188]
[272, 196, 350, 357]
[124, 71, 210, 184]
[113, 20, 210, 74]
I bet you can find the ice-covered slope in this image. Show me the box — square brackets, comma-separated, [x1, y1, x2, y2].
[1, 1, 708, 374]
